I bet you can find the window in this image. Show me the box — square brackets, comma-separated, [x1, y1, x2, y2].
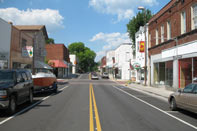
[181, 11, 186, 34]
[191, 4, 197, 30]
[183, 84, 195, 93]
[17, 73, 22, 82]
[167, 21, 171, 40]
[148, 34, 151, 48]
[22, 72, 28, 81]
[156, 29, 158, 45]
[22, 38, 27, 48]
[161, 25, 164, 43]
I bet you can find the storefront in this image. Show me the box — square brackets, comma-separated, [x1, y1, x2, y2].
[151, 40, 197, 89]
[179, 57, 197, 88]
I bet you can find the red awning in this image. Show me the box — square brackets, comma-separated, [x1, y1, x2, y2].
[48, 60, 68, 68]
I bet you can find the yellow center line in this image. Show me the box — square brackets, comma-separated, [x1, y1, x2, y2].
[91, 84, 102, 131]
[89, 84, 94, 131]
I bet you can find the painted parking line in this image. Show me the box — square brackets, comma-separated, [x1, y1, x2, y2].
[0, 86, 69, 126]
[89, 84, 102, 131]
[113, 86, 197, 130]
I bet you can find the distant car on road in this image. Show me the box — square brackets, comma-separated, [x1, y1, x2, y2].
[91, 72, 99, 80]
[102, 72, 109, 79]
[0, 69, 34, 115]
[168, 83, 197, 113]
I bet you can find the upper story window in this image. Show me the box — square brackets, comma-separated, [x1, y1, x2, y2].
[156, 29, 159, 45]
[191, 4, 197, 30]
[161, 25, 164, 43]
[148, 34, 151, 48]
[181, 11, 186, 34]
[167, 21, 171, 40]
[22, 38, 27, 48]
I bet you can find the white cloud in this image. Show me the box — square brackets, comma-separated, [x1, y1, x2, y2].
[90, 32, 131, 61]
[89, 0, 158, 21]
[0, 8, 64, 32]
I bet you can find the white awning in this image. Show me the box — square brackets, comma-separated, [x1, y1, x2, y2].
[35, 61, 52, 70]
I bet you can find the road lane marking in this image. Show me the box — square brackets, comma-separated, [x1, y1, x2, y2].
[89, 84, 102, 131]
[91, 84, 102, 131]
[113, 86, 197, 130]
[59, 86, 69, 91]
[0, 86, 69, 126]
[89, 84, 94, 131]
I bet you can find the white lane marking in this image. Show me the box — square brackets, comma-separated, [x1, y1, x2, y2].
[59, 86, 68, 91]
[0, 86, 69, 125]
[78, 74, 83, 79]
[113, 86, 197, 130]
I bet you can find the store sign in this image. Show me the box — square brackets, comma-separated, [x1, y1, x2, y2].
[139, 41, 145, 53]
[22, 46, 33, 57]
[133, 62, 141, 69]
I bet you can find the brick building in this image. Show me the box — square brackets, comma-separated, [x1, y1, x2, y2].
[148, 0, 197, 89]
[45, 44, 70, 78]
[100, 56, 106, 74]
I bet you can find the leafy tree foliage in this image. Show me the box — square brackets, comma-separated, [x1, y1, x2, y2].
[46, 38, 55, 44]
[68, 42, 97, 72]
[127, 9, 152, 49]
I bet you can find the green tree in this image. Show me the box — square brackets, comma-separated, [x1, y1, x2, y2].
[68, 42, 97, 72]
[46, 38, 55, 44]
[127, 9, 152, 52]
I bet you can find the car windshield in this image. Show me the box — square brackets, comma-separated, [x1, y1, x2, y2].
[0, 71, 14, 83]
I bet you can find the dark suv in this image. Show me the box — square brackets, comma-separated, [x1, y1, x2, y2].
[0, 69, 34, 115]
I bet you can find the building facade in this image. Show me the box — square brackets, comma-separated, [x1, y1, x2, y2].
[69, 54, 78, 74]
[46, 44, 70, 78]
[148, 0, 197, 89]
[134, 26, 149, 84]
[114, 43, 133, 80]
[100, 56, 106, 75]
[106, 50, 115, 79]
[0, 18, 12, 69]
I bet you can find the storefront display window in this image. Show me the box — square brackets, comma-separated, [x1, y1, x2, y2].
[165, 61, 173, 88]
[194, 57, 197, 81]
[179, 58, 192, 88]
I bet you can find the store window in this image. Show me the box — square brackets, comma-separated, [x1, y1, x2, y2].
[165, 61, 173, 88]
[179, 58, 192, 88]
[193, 57, 197, 81]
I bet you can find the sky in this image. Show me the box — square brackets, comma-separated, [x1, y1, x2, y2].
[0, 0, 170, 61]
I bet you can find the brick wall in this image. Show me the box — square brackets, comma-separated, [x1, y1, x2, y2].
[45, 44, 69, 62]
[149, 0, 197, 56]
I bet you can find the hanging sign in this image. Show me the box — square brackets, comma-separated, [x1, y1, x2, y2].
[22, 46, 33, 57]
[133, 62, 141, 69]
[139, 41, 145, 53]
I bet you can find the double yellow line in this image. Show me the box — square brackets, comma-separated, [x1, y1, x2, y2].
[89, 84, 102, 131]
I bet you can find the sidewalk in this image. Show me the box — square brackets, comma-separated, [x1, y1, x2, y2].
[114, 80, 174, 99]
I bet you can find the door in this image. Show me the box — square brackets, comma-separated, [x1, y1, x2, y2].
[15, 72, 26, 103]
[21, 72, 29, 99]
[187, 85, 197, 112]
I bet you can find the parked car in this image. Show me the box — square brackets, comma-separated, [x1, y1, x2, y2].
[91, 72, 99, 80]
[102, 72, 109, 79]
[0, 69, 34, 115]
[168, 83, 197, 113]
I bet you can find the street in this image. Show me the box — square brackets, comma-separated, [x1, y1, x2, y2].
[0, 74, 196, 131]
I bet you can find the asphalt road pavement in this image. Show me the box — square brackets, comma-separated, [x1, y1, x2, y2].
[0, 73, 196, 131]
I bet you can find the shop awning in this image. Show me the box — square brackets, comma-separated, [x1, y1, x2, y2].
[48, 60, 68, 68]
[35, 60, 53, 70]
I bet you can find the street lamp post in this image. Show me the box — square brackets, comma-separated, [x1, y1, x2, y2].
[138, 6, 147, 86]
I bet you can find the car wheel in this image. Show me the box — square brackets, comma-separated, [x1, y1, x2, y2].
[170, 98, 177, 111]
[7, 95, 16, 115]
[28, 89, 33, 104]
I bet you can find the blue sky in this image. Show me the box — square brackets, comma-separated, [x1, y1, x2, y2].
[0, 0, 170, 61]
